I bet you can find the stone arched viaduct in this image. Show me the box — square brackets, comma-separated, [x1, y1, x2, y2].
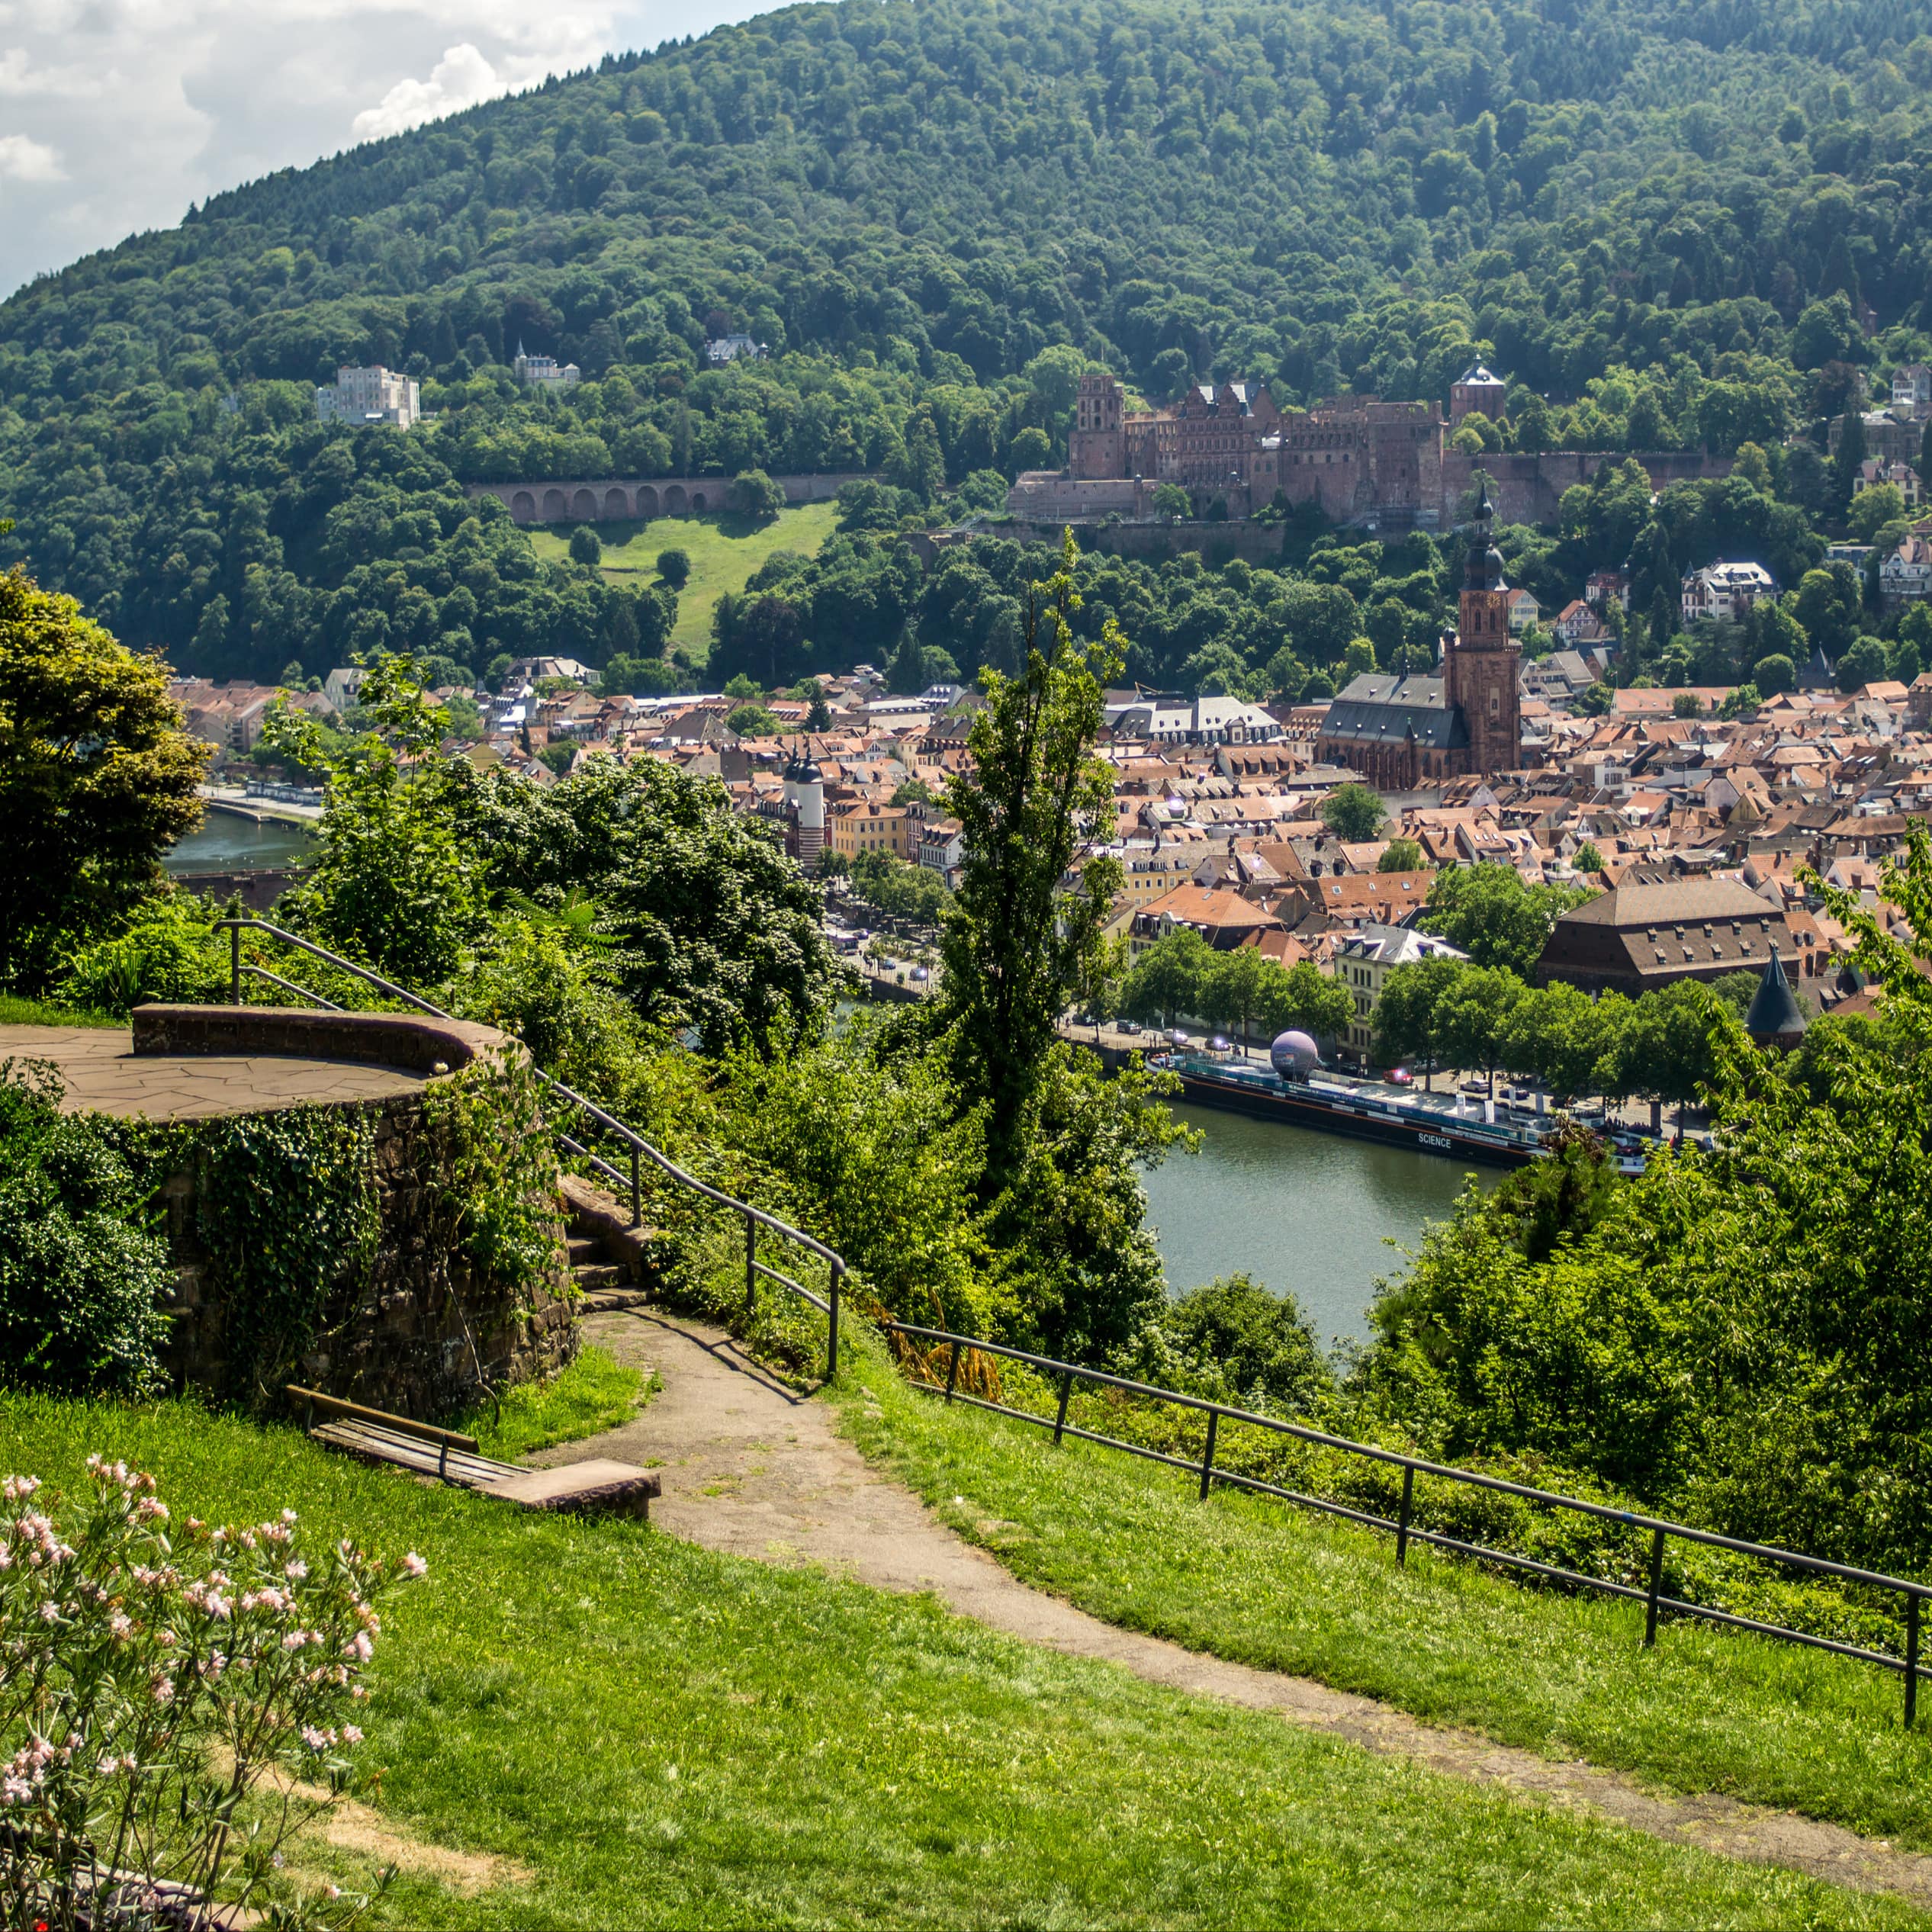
[468, 472, 873, 526]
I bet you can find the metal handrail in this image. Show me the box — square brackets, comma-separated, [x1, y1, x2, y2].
[211, 918, 847, 1375]
[881, 1316, 1931, 1723]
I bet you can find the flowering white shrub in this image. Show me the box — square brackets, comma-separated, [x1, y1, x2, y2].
[0, 1456, 425, 1930]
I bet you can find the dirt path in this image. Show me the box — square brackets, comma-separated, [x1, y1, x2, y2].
[549, 1308, 1932, 1908]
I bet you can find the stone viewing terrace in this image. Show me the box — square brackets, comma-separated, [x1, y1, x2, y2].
[1, 1006, 499, 1120]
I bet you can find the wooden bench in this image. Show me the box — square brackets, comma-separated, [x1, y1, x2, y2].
[288, 1387, 660, 1520]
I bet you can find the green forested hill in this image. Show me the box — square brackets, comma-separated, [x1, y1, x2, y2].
[5, 0, 1932, 684]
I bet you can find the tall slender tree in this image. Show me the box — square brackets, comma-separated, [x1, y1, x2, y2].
[937, 532, 1126, 1187]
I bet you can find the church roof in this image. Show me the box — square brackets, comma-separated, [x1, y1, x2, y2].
[1457, 362, 1503, 387]
[1323, 674, 1471, 751]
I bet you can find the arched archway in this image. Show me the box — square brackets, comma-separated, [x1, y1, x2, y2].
[603, 487, 628, 519]
[541, 488, 568, 521]
[664, 484, 688, 514]
[510, 491, 537, 522]
[635, 485, 659, 518]
[690, 491, 708, 513]
[571, 488, 598, 520]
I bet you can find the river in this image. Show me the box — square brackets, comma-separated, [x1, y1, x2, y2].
[1140, 1101, 1483, 1348]
[164, 816, 317, 873]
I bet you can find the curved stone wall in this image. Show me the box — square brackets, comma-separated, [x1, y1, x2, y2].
[137, 1007, 574, 1421]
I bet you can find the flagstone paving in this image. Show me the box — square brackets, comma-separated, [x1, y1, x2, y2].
[0, 1024, 426, 1120]
[555, 1304, 1932, 1911]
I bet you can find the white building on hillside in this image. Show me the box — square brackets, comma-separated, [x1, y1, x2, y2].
[513, 342, 580, 389]
[315, 365, 420, 428]
[1681, 560, 1775, 626]
[706, 333, 769, 365]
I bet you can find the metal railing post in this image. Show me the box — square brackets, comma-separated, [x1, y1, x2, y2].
[1909, 1593, 1921, 1729]
[744, 1210, 757, 1314]
[1644, 1525, 1667, 1647]
[230, 923, 242, 1005]
[1053, 1370, 1073, 1445]
[945, 1339, 962, 1403]
[1198, 1410, 1220, 1501]
[630, 1145, 641, 1230]
[827, 1260, 843, 1381]
[1397, 1464, 1415, 1567]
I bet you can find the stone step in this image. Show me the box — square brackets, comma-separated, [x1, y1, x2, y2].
[573, 1261, 633, 1292]
[580, 1289, 651, 1313]
[566, 1236, 603, 1265]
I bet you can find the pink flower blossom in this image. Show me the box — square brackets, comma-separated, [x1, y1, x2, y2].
[401, 1551, 428, 1578]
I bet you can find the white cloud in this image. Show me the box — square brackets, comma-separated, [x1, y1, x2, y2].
[0, 133, 63, 182]
[352, 43, 506, 142]
[0, 0, 776, 299]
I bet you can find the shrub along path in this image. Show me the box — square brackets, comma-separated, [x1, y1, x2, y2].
[561, 1307, 1932, 1911]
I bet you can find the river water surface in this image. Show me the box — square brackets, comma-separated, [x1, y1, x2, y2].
[1141, 1100, 1482, 1348]
[165, 817, 317, 873]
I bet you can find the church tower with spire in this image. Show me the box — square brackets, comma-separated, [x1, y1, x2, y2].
[1444, 486, 1522, 776]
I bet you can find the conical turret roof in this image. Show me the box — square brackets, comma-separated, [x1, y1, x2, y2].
[1745, 947, 1807, 1045]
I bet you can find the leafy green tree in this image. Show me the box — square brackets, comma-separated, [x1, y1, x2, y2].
[1121, 927, 1215, 1029]
[725, 702, 783, 737]
[1264, 960, 1354, 1043]
[1152, 483, 1191, 521]
[0, 563, 210, 991]
[568, 525, 603, 566]
[1319, 783, 1387, 843]
[657, 549, 692, 589]
[1379, 837, 1426, 872]
[265, 654, 484, 986]
[454, 755, 837, 1055]
[1201, 947, 1277, 1045]
[1718, 682, 1761, 718]
[1848, 483, 1906, 542]
[1752, 652, 1796, 696]
[1500, 979, 1612, 1102]
[1371, 955, 1466, 1088]
[728, 469, 786, 519]
[1154, 1273, 1332, 1415]
[722, 673, 763, 701]
[1434, 965, 1526, 1095]
[1419, 866, 1590, 977]
[1574, 842, 1605, 873]
[1837, 635, 1889, 692]
[937, 532, 1126, 1186]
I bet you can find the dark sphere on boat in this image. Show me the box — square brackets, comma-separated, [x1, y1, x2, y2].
[1271, 1030, 1322, 1077]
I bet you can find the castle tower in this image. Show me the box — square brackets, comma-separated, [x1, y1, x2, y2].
[1069, 372, 1126, 480]
[1450, 362, 1507, 426]
[1445, 487, 1522, 777]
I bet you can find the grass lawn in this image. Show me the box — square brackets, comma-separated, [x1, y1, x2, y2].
[0, 995, 119, 1027]
[526, 500, 841, 659]
[7, 1390, 1917, 1930]
[453, 1343, 651, 1460]
[828, 1334, 1932, 1856]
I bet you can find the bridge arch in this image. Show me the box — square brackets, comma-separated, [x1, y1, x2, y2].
[541, 487, 568, 521]
[571, 487, 598, 520]
[603, 487, 629, 519]
[690, 490, 708, 513]
[635, 484, 660, 518]
[510, 490, 536, 522]
[664, 484, 688, 514]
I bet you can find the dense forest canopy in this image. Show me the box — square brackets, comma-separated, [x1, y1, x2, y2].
[8, 0, 1932, 681]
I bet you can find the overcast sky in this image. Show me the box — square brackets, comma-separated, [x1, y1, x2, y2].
[0, 0, 771, 299]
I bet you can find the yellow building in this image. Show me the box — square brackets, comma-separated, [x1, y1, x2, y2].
[828, 800, 914, 862]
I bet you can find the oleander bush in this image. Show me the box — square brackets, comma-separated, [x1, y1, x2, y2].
[0, 1455, 423, 1931]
